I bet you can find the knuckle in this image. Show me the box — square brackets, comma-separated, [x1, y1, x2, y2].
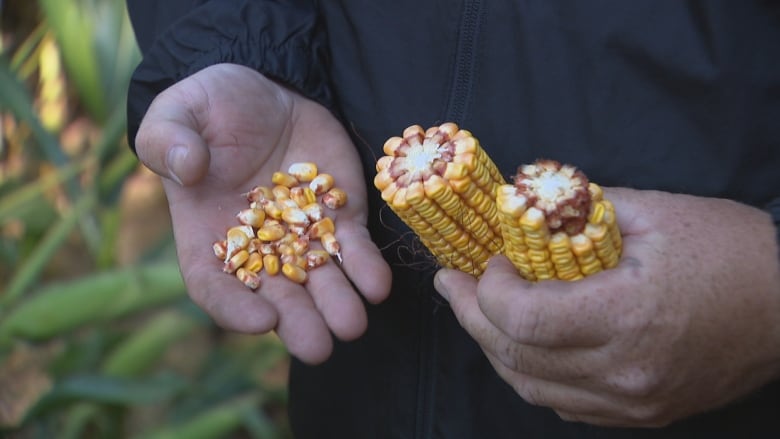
[512, 380, 546, 407]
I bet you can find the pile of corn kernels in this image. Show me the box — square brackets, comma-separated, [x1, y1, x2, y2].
[212, 162, 347, 289]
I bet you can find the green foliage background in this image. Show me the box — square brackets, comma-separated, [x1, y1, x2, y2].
[0, 1, 291, 437]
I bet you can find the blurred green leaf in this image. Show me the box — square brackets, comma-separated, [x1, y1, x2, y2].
[24, 372, 188, 422]
[0, 261, 185, 345]
[102, 310, 201, 378]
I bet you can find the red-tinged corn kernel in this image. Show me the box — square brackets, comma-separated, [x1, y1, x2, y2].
[260, 199, 284, 220]
[236, 207, 265, 228]
[282, 206, 311, 228]
[244, 252, 264, 272]
[308, 217, 335, 239]
[257, 222, 286, 241]
[309, 173, 334, 195]
[263, 254, 280, 275]
[290, 186, 317, 208]
[213, 240, 227, 260]
[223, 249, 249, 273]
[288, 224, 308, 236]
[322, 187, 348, 209]
[306, 249, 330, 269]
[302, 203, 324, 222]
[281, 253, 307, 269]
[236, 268, 261, 290]
[246, 185, 273, 203]
[292, 236, 310, 255]
[258, 242, 276, 255]
[272, 171, 299, 188]
[321, 232, 342, 262]
[247, 238, 263, 254]
[282, 262, 308, 284]
[288, 162, 318, 182]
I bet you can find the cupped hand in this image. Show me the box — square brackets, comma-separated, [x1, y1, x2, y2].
[135, 63, 391, 364]
[435, 187, 780, 426]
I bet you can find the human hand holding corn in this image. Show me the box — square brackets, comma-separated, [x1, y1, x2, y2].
[435, 188, 780, 427]
[134, 63, 392, 364]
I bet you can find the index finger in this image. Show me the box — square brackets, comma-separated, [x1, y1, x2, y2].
[476, 256, 614, 347]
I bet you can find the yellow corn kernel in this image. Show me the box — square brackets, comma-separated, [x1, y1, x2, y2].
[236, 207, 266, 228]
[212, 240, 227, 260]
[290, 187, 317, 208]
[288, 162, 318, 182]
[282, 262, 308, 284]
[302, 202, 324, 222]
[281, 206, 311, 228]
[321, 232, 341, 262]
[243, 252, 264, 272]
[272, 172, 299, 188]
[225, 225, 253, 261]
[223, 250, 249, 273]
[308, 217, 335, 239]
[260, 199, 284, 220]
[310, 173, 335, 195]
[257, 222, 286, 241]
[263, 254, 280, 276]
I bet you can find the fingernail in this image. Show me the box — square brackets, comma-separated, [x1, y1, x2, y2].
[433, 270, 450, 301]
[165, 145, 186, 186]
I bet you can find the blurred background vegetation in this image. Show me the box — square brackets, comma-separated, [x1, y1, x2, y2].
[0, 1, 291, 437]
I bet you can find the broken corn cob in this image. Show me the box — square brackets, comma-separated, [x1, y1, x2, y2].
[374, 123, 506, 276]
[497, 159, 622, 281]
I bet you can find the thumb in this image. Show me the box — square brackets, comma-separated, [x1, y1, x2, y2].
[134, 94, 210, 186]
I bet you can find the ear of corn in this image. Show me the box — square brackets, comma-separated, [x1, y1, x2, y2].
[375, 125, 622, 281]
[496, 160, 622, 280]
[374, 123, 506, 276]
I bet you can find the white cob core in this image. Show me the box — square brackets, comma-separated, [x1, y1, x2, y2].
[402, 139, 443, 177]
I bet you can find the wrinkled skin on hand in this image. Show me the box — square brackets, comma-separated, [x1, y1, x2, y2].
[435, 188, 780, 427]
[135, 63, 392, 364]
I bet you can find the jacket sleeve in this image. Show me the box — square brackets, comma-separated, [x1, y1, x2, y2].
[125, 0, 331, 152]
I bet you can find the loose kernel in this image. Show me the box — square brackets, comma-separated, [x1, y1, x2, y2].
[308, 217, 335, 239]
[263, 254, 280, 275]
[244, 252, 264, 272]
[290, 187, 317, 208]
[288, 162, 318, 182]
[272, 184, 292, 200]
[302, 203, 324, 222]
[309, 173, 334, 195]
[321, 232, 342, 262]
[260, 199, 284, 220]
[246, 185, 273, 203]
[257, 222, 286, 241]
[322, 187, 348, 209]
[236, 207, 265, 228]
[282, 207, 311, 228]
[271, 172, 299, 188]
[282, 262, 308, 284]
[224, 250, 249, 273]
[226, 226, 253, 261]
[305, 250, 330, 269]
[236, 268, 261, 290]
[212, 240, 227, 260]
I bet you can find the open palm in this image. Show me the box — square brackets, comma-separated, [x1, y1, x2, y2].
[135, 64, 391, 364]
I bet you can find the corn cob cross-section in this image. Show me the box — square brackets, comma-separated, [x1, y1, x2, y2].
[374, 123, 506, 276]
[496, 160, 622, 281]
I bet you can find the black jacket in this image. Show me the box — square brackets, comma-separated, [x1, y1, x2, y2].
[126, 1, 780, 437]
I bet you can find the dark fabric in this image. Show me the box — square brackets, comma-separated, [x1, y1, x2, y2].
[125, 0, 331, 151]
[125, 0, 780, 437]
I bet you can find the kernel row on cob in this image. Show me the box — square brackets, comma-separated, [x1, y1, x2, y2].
[213, 162, 347, 289]
[374, 123, 622, 280]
